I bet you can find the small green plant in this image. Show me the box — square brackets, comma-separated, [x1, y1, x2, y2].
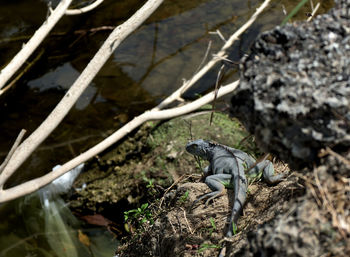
[141, 171, 156, 194]
[247, 170, 263, 184]
[146, 178, 155, 189]
[231, 223, 237, 235]
[194, 156, 204, 171]
[198, 243, 221, 253]
[242, 161, 248, 171]
[208, 217, 217, 235]
[221, 180, 234, 189]
[178, 190, 189, 203]
[124, 203, 154, 226]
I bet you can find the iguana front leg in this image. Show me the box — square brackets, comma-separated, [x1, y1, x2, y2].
[191, 174, 232, 208]
[201, 165, 212, 180]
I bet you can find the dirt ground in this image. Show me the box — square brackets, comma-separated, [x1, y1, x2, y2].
[117, 156, 350, 257]
[116, 160, 302, 257]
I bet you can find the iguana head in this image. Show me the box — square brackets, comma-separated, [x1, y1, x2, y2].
[186, 139, 215, 160]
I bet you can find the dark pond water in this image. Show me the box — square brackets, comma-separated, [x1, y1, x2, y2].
[0, 0, 334, 256]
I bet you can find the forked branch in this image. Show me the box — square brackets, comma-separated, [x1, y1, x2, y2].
[66, 0, 104, 15]
[0, 0, 73, 91]
[0, 0, 165, 196]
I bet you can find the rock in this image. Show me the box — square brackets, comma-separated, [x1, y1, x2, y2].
[230, 1, 350, 256]
[236, 161, 350, 257]
[231, 0, 350, 169]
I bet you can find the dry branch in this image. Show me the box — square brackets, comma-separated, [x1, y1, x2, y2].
[0, 0, 73, 91]
[307, 2, 320, 22]
[0, 0, 165, 199]
[0, 130, 26, 175]
[0, 49, 45, 96]
[66, 0, 104, 15]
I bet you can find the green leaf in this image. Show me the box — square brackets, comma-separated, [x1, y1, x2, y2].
[198, 243, 221, 253]
[141, 203, 149, 210]
[209, 217, 216, 230]
[281, 0, 308, 26]
[232, 223, 237, 235]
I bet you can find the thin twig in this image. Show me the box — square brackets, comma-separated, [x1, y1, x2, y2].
[0, 129, 26, 185]
[293, 172, 317, 187]
[0, 49, 45, 96]
[184, 120, 194, 140]
[309, 0, 314, 11]
[181, 207, 194, 234]
[66, 0, 104, 15]
[193, 41, 212, 76]
[74, 26, 115, 35]
[319, 147, 350, 168]
[177, 40, 213, 103]
[307, 2, 320, 22]
[168, 219, 177, 234]
[245, 153, 270, 174]
[209, 30, 227, 42]
[0, 0, 73, 90]
[209, 64, 225, 125]
[307, 180, 323, 207]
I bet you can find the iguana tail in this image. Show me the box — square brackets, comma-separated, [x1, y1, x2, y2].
[227, 171, 247, 237]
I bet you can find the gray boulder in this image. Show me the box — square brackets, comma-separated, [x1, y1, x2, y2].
[231, 0, 350, 168]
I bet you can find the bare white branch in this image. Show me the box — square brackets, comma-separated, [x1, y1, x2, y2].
[307, 2, 320, 22]
[0, 0, 164, 193]
[65, 0, 104, 15]
[310, 0, 315, 12]
[282, 5, 287, 16]
[215, 29, 227, 42]
[0, 0, 73, 90]
[0, 129, 26, 178]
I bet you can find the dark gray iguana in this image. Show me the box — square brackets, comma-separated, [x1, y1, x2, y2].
[185, 139, 288, 237]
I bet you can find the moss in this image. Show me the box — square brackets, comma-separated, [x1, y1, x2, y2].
[147, 108, 255, 156]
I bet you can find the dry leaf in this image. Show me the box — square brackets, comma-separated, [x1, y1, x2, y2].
[78, 229, 90, 247]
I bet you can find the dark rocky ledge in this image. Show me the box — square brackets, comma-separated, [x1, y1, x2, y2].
[231, 0, 350, 169]
[230, 1, 350, 256]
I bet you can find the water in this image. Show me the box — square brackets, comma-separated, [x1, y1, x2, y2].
[0, 0, 334, 256]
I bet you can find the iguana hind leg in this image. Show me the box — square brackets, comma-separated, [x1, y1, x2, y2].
[256, 160, 288, 184]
